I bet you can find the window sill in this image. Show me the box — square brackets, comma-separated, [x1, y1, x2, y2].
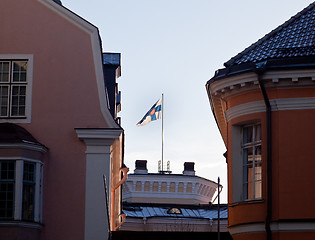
[0, 220, 43, 229]
[229, 198, 264, 207]
[0, 117, 27, 119]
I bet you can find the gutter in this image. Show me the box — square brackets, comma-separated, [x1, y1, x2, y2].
[254, 62, 272, 240]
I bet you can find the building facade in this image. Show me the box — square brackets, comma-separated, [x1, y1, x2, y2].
[206, 2, 315, 240]
[121, 160, 228, 234]
[0, 1, 126, 240]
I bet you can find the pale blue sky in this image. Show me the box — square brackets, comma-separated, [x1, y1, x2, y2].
[63, 0, 314, 203]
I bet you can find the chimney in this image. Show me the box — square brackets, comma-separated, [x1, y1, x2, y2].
[134, 160, 148, 174]
[183, 162, 195, 176]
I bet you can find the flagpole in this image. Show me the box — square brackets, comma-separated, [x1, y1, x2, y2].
[161, 93, 164, 172]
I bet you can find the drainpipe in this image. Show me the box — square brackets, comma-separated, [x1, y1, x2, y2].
[254, 62, 272, 240]
[110, 167, 129, 231]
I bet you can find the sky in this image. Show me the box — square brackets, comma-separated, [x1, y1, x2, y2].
[63, 0, 314, 203]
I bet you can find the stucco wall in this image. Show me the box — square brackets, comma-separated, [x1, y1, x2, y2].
[0, 1, 114, 240]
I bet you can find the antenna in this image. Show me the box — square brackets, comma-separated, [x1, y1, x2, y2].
[158, 160, 161, 172]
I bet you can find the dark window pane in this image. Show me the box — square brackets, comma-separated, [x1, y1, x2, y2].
[0, 62, 10, 83]
[11, 106, 18, 116]
[242, 126, 253, 144]
[20, 72, 26, 82]
[13, 73, 19, 82]
[20, 86, 26, 96]
[22, 184, 35, 221]
[19, 107, 25, 116]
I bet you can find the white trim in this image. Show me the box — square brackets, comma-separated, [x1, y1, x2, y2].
[229, 223, 265, 235]
[0, 221, 42, 229]
[225, 101, 266, 122]
[210, 72, 257, 95]
[209, 69, 315, 96]
[272, 97, 315, 111]
[0, 142, 47, 153]
[76, 129, 122, 140]
[0, 54, 33, 124]
[34, 162, 41, 222]
[37, 0, 119, 128]
[229, 222, 315, 235]
[0, 157, 43, 164]
[76, 128, 122, 240]
[225, 97, 315, 122]
[14, 160, 24, 220]
[270, 222, 315, 232]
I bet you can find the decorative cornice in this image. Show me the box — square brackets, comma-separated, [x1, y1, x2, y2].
[229, 221, 315, 235]
[225, 97, 315, 122]
[270, 221, 315, 232]
[0, 142, 47, 153]
[228, 222, 265, 235]
[75, 128, 122, 147]
[208, 69, 315, 97]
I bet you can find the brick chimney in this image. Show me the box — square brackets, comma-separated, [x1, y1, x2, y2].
[183, 162, 195, 176]
[134, 160, 148, 174]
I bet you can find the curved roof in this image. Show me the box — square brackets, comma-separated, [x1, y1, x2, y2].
[123, 202, 228, 220]
[0, 123, 41, 144]
[224, 2, 315, 67]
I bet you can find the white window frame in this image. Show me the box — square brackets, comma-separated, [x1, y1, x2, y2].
[0, 158, 43, 223]
[232, 122, 262, 202]
[0, 54, 33, 123]
[241, 124, 262, 200]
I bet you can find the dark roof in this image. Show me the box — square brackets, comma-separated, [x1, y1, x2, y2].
[123, 202, 228, 220]
[224, 2, 315, 67]
[53, 0, 62, 5]
[0, 123, 41, 144]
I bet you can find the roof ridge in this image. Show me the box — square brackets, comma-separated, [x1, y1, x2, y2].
[224, 1, 315, 67]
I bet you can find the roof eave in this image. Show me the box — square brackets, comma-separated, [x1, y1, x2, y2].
[208, 55, 315, 84]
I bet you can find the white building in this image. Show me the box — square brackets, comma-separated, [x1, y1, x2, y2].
[120, 161, 228, 233]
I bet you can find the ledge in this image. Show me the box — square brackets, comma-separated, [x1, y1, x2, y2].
[0, 221, 43, 229]
[229, 198, 264, 207]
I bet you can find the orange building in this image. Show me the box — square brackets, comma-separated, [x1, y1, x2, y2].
[206, 2, 315, 240]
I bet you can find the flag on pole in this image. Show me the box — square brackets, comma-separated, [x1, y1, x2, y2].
[137, 97, 162, 126]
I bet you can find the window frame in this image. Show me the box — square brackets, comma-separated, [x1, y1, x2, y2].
[232, 122, 263, 203]
[0, 161, 16, 219]
[0, 159, 43, 223]
[241, 124, 262, 200]
[0, 55, 33, 123]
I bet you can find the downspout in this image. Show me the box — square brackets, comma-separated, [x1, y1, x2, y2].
[110, 167, 129, 231]
[254, 62, 272, 240]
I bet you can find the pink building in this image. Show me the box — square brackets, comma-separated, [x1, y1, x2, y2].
[0, 1, 127, 240]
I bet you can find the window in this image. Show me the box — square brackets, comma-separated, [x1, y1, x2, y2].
[0, 61, 28, 117]
[0, 160, 42, 222]
[242, 124, 262, 200]
[167, 207, 182, 214]
[0, 161, 15, 219]
[22, 162, 36, 221]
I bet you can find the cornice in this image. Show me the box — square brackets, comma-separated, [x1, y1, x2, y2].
[225, 97, 315, 122]
[208, 69, 315, 98]
[0, 142, 48, 153]
[75, 128, 122, 146]
[229, 221, 315, 235]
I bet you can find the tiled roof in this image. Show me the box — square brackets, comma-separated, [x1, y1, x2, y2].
[224, 2, 315, 67]
[123, 202, 228, 220]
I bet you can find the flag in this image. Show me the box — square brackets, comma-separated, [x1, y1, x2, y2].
[137, 97, 162, 126]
